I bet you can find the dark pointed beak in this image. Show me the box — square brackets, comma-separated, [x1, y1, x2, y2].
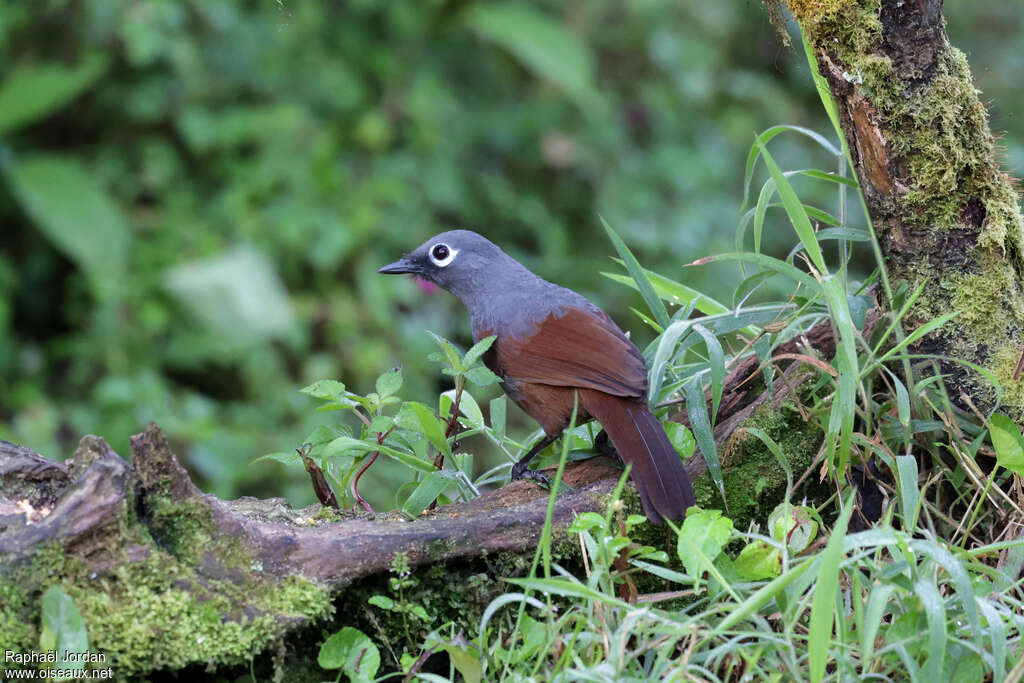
[378, 257, 419, 275]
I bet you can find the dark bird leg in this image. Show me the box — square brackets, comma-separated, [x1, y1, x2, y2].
[593, 429, 624, 466]
[510, 433, 559, 484]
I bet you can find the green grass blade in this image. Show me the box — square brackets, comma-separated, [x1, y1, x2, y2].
[690, 252, 821, 294]
[808, 492, 855, 683]
[821, 274, 859, 473]
[801, 30, 843, 143]
[686, 377, 724, 504]
[876, 309, 960, 364]
[913, 575, 946, 683]
[604, 261, 731, 316]
[976, 598, 1007, 682]
[755, 135, 827, 273]
[693, 324, 724, 423]
[911, 540, 982, 650]
[601, 216, 670, 329]
[742, 124, 841, 209]
[402, 471, 452, 517]
[859, 583, 895, 672]
[894, 455, 919, 529]
[753, 177, 776, 255]
[648, 320, 695, 404]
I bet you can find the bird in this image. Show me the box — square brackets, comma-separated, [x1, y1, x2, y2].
[379, 230, 695, 523]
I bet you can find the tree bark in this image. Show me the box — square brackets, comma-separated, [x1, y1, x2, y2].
[784, 0, 1024, 420]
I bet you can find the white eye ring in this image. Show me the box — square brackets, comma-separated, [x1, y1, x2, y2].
[428, 243, 458, 267]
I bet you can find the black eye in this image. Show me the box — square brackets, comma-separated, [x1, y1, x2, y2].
[432, 244, 449, 260]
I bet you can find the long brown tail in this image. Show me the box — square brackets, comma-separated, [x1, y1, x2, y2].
[581, 389, 696, 523]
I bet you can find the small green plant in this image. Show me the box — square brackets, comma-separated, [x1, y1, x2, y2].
[367, 552, 429, 647]
[259, 333, 549, 514]
[265, 329, 696, 516]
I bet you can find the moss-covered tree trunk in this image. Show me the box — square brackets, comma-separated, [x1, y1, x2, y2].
[786, 0, 1024, 419]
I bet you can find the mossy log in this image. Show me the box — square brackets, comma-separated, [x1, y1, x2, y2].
[784, 0, 1024, 419]
[0, 315, 868, 679]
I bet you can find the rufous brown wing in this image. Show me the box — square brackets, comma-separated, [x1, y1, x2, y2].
[483, 307, 695, 522]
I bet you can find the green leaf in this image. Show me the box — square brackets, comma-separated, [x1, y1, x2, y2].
[714, 556, 816, 633]
[990, 414, 1024, 474]
[734, 540, 782, 580]
[375, 366, 403, 398]
[442, 389, 483, 428]
[305, 425, 343, 446]
[742, 124, 841, 210]
[465, 366, 502, 387]
[251, 451, 302, 467]
[466, 2, 597, 107]
[0, 54, 110, 135]
[567, 511, 606, 533]
[875, 308, 960, 364]
[367, 415, 394, 434]
[317, 626, 380, 681]
[426, 636, 483, 683]
[767, 502, 818, 553]
[677, 509, 733, 580]
[820, 274, 859, 473]
[5, 154, 129, 300]
[426, 330, 464, 372]
[602, 217, 670, 329]
[409, 402, 452, 459]
[402, 471, 450, 517]
[914, 575, 947, 683]
[463, 335, 496, 368]
[690, 252, 821, 294]
[490, 396, 507, 443]
[859, 584, 895, 672]
[367, 595, 395, 611]
[663, 422, 695, 460]
[322, 435, 434, 473]
[40, 586, 88, 668]
[300, 380, 347, 401]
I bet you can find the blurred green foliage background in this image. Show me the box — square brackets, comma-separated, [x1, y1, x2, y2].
[1, 0, 1020, 508]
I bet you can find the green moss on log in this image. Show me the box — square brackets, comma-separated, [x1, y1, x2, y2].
[693, 402, 821, 531]
[0, 490, 333, 677]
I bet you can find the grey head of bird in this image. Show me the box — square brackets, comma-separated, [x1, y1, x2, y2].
[378, 229, 537, 309]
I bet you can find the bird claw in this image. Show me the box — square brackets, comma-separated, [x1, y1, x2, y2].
[510, 467, 577, 496]
[517, 468, 553, 488]
[510, 460, 550, 485]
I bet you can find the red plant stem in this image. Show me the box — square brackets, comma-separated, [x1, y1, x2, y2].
[351, 427, 393, 514]
[350, 451, 378, 513]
